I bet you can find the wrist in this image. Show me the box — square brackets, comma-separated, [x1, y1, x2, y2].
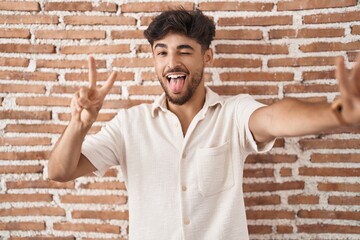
[69, 118, 92, 136]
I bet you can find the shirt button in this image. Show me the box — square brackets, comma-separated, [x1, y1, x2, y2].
[174, 122, 179, 128]
[184, 218, 190, 225]
[182, 186, 187, 192]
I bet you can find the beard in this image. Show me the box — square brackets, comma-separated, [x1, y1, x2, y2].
[159, 70, 203, 105]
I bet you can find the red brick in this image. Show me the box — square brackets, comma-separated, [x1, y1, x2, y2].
[0, 84, 45, 93]
[0, 15, 59, 24]
[244, 195, 281, 206]
[0, 194, 52, 202]
[0, 58, 29, 67]
[0, 29, 30, 38]
[300, 139, 360, 150]
[0, 71, 58, 81]
[220, 72, 293, 82]
[58, 112, 116, 122]
[52, 85, 120, 96]
[0, 207, 65, 217]
[53, 222, 120, 234]
[60, 195, 127, 204]
[0, 151, 49, 161]
[5, 124, 66, 134]
[213, 58, 262, 68]
[0, 165, 43, 174]
[102, 99, 152, 109]
[244, 168, 274, 178]
[247, 210, 295, 219]
[352, 25, 360, 35]
[0, 110, 51, 120]
[72, 210, 129, 220]
[111, 30, 145, 39]
[17, 97, 71, 107]
[0, 1, 39, 11]
[35, 30, 105, 40]
[302, 70, 335, 81]
[280, 168, 292, 177]
[269, 56, 337, 67]
[328, 196, 360, 205]
[209, 85, 278, 96]
[277, 225, 293, 234]
[269, 28, 344, 39]
[318, 183, 360, 192]
[0, 222, 45, 231]
[243, 181, 304, 192]
[44, 2, 117, 12]
[60, 44, 130, 54]
[140, 16, 154, 26]
[299, 167, 360, 177]
[128, 85, 163, 95]
[121, 2, 194, 12]
[304, 11, 360, 24]
[0, 44, 55, 53]
[79, 181, 126, 190]
[0, 137, 51, 146]
[199, 2, 273, 11]
[300, 41, 360, 52]
[311, 153, 360, 163]
[6, 180, 74, 189]
[64, 15, 136, 25]
[65, 71, 133, 82]
[214, 29, 262, 40]
[10, 237, 74, 240]
[136, 44, 152, 54]
[37, 59, 106, 69]
[284, 84, 338, 94]
[278, 0, 356, 11]
[298, 224, 360, 234]
[113, 58, 153, 67]
[288, 195, 320, 204]
[248, 225, 272, 234]
[218, 16, 292, 26]
[298, 210, 360, 221]
[216, 44, 288, 54]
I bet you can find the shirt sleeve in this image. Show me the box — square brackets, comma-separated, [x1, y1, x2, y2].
[235, 95, 275, 155]
[81, 112, 123, 176]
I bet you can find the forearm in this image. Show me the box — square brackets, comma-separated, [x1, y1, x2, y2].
[48, 120, 90, 181]
[250, 98, 342, 143]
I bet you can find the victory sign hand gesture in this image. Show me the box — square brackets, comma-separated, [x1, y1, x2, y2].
[71, 56, 117, 128]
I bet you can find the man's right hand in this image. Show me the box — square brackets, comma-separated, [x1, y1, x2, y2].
[71, 56, 117, 128]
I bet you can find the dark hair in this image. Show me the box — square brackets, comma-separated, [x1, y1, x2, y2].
[144, 8, 216, 50]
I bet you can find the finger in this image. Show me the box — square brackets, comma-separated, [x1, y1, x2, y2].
[88, 56, 97, 89]
[78, 87, 91, 108]
[336, 56, 351, 97]
[349, 53, 360, 92]
[99, 71, 117, 97]
[72, 91, 82, 112]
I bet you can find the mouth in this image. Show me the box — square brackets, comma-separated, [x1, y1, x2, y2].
[165, 72, 187, 94]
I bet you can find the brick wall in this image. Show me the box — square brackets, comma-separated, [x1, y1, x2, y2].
[0, 0, 359, 239]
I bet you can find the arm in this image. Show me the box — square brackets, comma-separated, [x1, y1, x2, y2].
[250, 55, 360, 144]
[48, 57, 117, 182]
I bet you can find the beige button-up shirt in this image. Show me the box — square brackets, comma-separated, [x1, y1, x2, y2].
[82, 87, 274, 240]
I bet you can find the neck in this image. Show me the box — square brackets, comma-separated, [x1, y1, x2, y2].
[167, 86, 206, 135]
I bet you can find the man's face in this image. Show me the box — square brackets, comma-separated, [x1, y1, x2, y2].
[152, 32, 212, 105]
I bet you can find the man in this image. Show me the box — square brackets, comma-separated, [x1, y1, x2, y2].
[48, 9, 360, 240]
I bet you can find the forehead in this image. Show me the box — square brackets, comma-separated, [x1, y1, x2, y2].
[153, 32, 201, 50]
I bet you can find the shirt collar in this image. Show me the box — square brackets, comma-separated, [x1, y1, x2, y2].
[151, 86, 224, 118]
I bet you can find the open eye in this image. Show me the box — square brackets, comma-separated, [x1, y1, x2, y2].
[157, 51, 167, 56]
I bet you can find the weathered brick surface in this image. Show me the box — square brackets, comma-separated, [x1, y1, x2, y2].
[0, 1, 359, 239]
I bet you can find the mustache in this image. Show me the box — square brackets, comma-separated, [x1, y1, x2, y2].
[163, 67, 190, 77]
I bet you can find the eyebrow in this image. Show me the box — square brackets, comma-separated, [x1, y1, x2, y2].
[153, 43, 195, 51]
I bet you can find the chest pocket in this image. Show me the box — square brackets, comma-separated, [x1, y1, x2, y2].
[196, 141, 234, 197]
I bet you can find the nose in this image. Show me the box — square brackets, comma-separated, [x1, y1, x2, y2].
[167, 54, 181, 70]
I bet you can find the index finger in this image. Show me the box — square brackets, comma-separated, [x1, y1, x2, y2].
[88, 56, 97, 89]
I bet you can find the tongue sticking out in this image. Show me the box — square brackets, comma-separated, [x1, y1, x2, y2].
[169, 77, 185, 93]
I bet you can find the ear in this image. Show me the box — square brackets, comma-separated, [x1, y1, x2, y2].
[203, 48, 213, 67]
